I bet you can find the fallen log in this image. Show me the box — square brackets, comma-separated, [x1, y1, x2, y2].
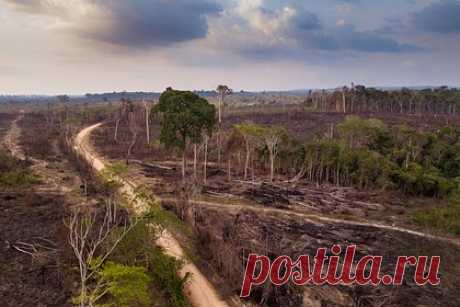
[128, 159, 175, 171]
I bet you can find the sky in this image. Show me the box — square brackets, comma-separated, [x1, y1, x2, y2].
[1, 0, 460, 95]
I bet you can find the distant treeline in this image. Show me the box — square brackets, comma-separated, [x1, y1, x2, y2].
[307, 86, 460, 115]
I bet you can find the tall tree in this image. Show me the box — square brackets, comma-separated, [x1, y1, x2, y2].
[216, 85, 232, 166]
[142, 99, 152, 144]
[125, 100, 139, 164]
[216, 85, 232, 124]
[154, 88, 216, 180]
[114, 98, 129, 142]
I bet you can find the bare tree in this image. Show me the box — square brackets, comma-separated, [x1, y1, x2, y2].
[143, 99, 152, 145]
[262, 126, 287, 182]
[342, 86, 348, 113]
[216, 85, 232, 124]
[216, 85, 232, 166]
[203, 135, 209, 184]
[114, 99, 129, 142]
[125, 100, 139, 164]
[66, 200, 138, 307]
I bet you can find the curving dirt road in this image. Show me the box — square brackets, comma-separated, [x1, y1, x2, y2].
[74, 123, 232, 307]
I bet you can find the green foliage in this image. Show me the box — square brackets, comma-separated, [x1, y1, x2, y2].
[234, 122, 265, 140]
[304, 116, 460, 197]
[412, 193, 460, 235]
[154, 88, 216, 151]
[0, 150, 39, 188]
[338, 116, 387, 148]
[109, 218, 189, 307]
[96, 262, 152, 307]
[0, 169, 40, 187]
[106, 162, 129, 176]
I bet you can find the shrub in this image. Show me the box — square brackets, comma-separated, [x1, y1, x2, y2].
[412, 193, 460, 235]
[96, 262, 152, 307]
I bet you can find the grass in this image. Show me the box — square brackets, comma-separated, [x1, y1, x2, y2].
[0, 150, 40, 188]
[411, 193, 460, 235]
[0, 169, 40, 187]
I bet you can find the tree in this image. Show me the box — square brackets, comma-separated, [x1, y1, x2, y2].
[66, 200, 139, 307]
[143, 99, 152, 145]
[91, 262, 151, 307]
[114, 98, 129, 142]
[124, 99, 139, 164]
[234, 122, 264, 181]
[262, 126, 288, 182]
[154, 88, 216, 180]
[216, 85, 232, 166]
[216, 85, 232, 124]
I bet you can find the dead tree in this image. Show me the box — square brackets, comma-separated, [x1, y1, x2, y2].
[203, 135, 209, 184]
[125, 101, 139, 164]
[262, 126, 286, 182]
[66, 200, 138, 307]
[114, 99, 129, 142]
[143, 99, 152, 145]
[216, 85, 232, 166]
[342, 86, 348, 113]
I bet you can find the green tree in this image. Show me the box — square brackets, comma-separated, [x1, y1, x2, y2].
[92, 262, 151, 307]
[154, 88, 216, 180]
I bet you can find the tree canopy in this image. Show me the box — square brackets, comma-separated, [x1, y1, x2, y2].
[154, 88, 216, 151]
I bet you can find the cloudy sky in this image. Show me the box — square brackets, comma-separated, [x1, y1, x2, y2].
[1, 0, 459, 94]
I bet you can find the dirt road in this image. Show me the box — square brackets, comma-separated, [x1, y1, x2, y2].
[74, 123, 232, 307]
[3, 112, 25, 160]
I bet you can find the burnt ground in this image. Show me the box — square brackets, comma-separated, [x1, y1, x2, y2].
[183, 203, 460, 307]
[2, 112, 187, 307]
[0, 113, 79, 306]
[0, 192, 74, 307]
[0, 113, 15, 140]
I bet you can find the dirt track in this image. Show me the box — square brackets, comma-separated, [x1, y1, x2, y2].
[74, 123, 232, 307]
[3, 112, 25, 160]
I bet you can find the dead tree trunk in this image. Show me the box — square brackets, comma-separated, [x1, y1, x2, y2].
[203, 135, 208, 184]
[143, 100, 151, 145]
[193, 143, 198, 179]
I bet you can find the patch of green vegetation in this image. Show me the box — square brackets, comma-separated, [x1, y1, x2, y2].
[109, 221, 189, 307]
[0, 150, 39, 188]
[0, 169, 40, 187]
[98, 162, 189, 307]
[412, 193, 460, 235]
[95, 262, 152, 307]
[106, 162, 129, 176]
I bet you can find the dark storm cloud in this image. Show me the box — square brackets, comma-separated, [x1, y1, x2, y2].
[4, 0, 222, 48]
[295, 25, 420, 53]
[293, 9, 322, 31]
[331, 26, 420, 52]
[414, 0, 460, 33]
[92, 0, 222, 47]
